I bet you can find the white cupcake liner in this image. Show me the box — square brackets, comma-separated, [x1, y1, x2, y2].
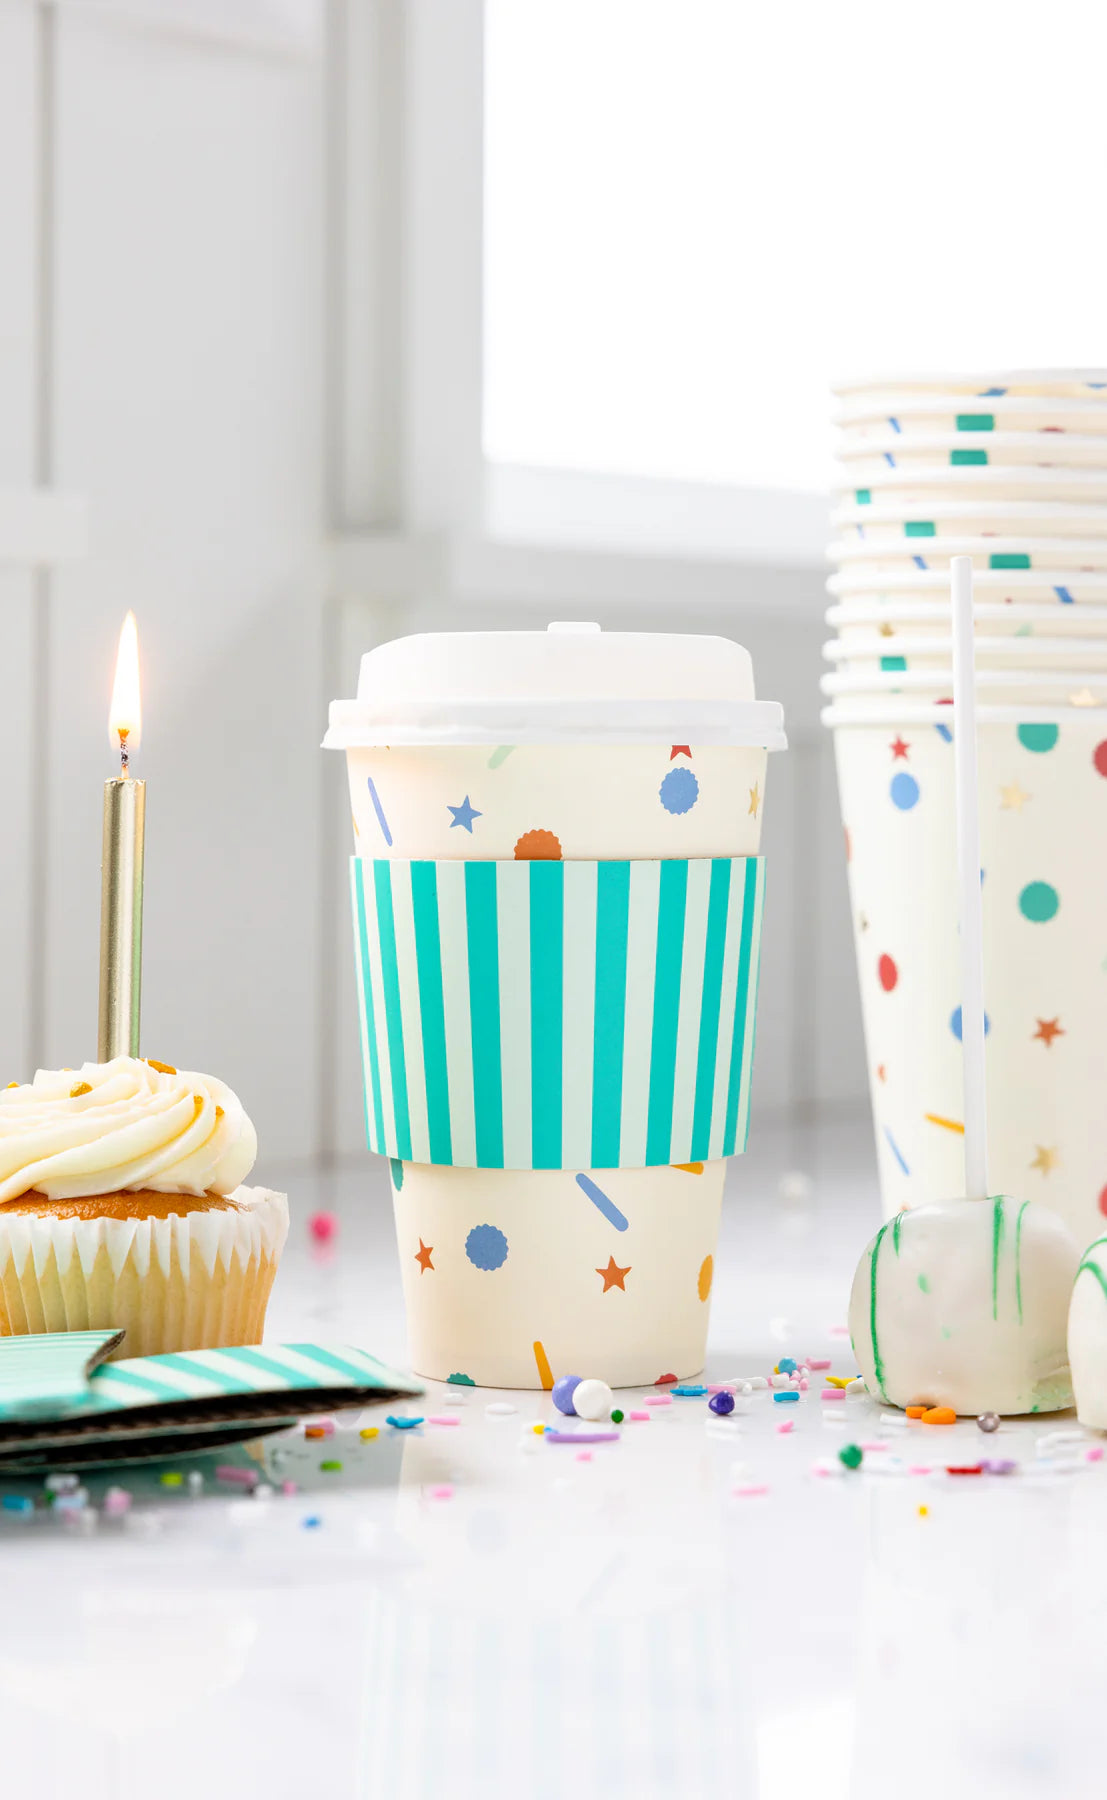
[0, 1186, 288, 1356]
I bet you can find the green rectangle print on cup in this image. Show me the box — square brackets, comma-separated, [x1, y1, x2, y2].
[326, 622, 785, 1387]
[351, 855, 766, 1171]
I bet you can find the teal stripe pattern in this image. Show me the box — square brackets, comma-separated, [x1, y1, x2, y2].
[723, 858, 761, 1156]
[81, 1343, 420, 1415]
[373, 861, 413, 1159]
[465, 863, 504, 1168]
[350, 856, 766, 1170]
[352, 861, 386, 1150]
[410, 861, 452, 1164]
[529, 860, 564, 1169]
[591, 861, 630, 1166]
[645, 859, 689, 1166]
[689, 859, 732, 1163]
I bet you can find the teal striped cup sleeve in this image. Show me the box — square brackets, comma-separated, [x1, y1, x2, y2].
[350, 856, 765, 1171]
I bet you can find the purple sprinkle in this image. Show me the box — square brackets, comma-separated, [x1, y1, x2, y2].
[543, 1429, 620, 1445]
[215, 1465, 259, 1488]
[366, 776, 393, 847]
[981, 1458, 1018, 1475]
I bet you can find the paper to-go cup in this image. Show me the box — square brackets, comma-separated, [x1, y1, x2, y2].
[832, 369, 1107, 403]
[824, 636, 1107, 675]
[834, 393, 1107, 441]
[828, 537, 1107, 576]
[827, 568, 1107, 604]
[838, 431, 1107, 474]
[324, 623, 785, 1388]
[835, 467, 1107, 507]
[825, 703, 1107, 1247]
[832, 501, 1107, 543]
[827, 603, 1107, 641]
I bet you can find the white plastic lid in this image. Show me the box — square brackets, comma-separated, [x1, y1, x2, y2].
[323, 621, 786, 749]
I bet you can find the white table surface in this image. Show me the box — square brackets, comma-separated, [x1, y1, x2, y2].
[2, 1118, 1104, 1800]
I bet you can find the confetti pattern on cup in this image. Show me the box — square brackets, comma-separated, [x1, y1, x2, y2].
[834, 715, 1107, 1244]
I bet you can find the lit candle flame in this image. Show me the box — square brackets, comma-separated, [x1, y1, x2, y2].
[108, 612, 142, 766]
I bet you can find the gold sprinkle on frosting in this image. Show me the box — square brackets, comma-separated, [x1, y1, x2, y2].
[69, 1082, 92, 1098]
[146, 1059, 177, 1075]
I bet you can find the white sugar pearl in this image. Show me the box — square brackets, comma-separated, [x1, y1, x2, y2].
[571, 1378, 613, 1422]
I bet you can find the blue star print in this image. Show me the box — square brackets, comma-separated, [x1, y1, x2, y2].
[447, 796, 482, 832]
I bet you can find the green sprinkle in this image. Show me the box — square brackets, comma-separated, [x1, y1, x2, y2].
[838, 1443, 863, 1470]
[611, 1409, 624, 1423]
[159, 1471, 183, 1488]
[917, 1272, 930, 1294]
[320, 1460, 343, 1473]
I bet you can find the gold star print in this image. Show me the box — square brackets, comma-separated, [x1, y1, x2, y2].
[1033, 1018, 1065, 1048]
[1070, 689, 1097, 708]
[748, 782, 761, 818]
[878, 621, 896, 638]
[596, 1256, 631, 1293]
[1000, 782, 1030, 812]
[414, 1239, 434, 1273]
[1030, 1145, 1059, 1176]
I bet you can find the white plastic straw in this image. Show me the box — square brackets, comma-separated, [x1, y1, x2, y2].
[951, 555, 990, 1199]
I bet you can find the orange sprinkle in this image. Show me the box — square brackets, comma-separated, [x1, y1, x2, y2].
[925, 1112, 965, 1135]
[146, 1059, 177, 1075]
[69, 1082, 92, 1098]
[533, 1339, 554, 1390]
[921, 1406, 957, 1425]
[905, 1406, 928, 1419]
[5, 1082, 19, 1089]
[304, 1426, 327, 1439]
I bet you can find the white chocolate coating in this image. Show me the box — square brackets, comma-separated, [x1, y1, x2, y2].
[0, 1058, 257, 1203]
[848, 1196, 1078, 1416]
[1067, 1237, 1107, 1428]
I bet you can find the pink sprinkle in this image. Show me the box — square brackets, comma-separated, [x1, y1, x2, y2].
[308, 1210, 339, 1244]
[807, 1358, 832, 1370]
[427, 1415, 460, 1427]
[103, 1486, 132, 1516]
[829, 1326, 850, 1337]
[799, 1379, 809, 1391]
[429, 1484, 454, 1500]
[908, 1464, 932, 1476]
[707, 1383, 736, 1395]
[629, 1410, 650, 1421]
[281, 1480, 298, 1496]
[575, 1452, 593, 1463]
[776, 1420, 795, 1435]
[732, 1483, 770, 1498]
[821, 1389, 846, 1402]
[1087, 1446, 1105, 1463]
[860, 1441, 887, 1453]
[305, 1418, 335, 1436]
[644, 1395, 672, 1407]
[215, 1465, 259, 1488]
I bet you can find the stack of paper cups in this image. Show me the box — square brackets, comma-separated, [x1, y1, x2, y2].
[825, 373, 1107, 1244]
[325, 623, 785, 1387]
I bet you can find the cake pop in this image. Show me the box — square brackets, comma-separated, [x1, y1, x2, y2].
[848, 558, 1078, 1416]
[1067, 1239, 1107, 1427]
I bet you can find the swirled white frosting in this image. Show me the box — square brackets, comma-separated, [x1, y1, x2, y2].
[0, 1057, 257, 1204]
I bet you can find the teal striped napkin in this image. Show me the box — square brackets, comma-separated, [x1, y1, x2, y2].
[352, 855, 766, 1170]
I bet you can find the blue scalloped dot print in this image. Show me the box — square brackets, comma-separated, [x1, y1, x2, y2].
[659, 767, 700, 815]
[389, 1158, 404, 1191]
[1018, 723, 1059, 754]
[465, 1224, 509, 1271]
[890, 772, 920, 811]
[1019, 881, 1059, 923]
[951, 1007, 990, 1040]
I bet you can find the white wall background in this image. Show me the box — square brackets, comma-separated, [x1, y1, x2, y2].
[0, 0, 867, 1180]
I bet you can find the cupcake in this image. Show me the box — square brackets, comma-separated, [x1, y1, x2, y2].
[0, 1057, 288, 1356]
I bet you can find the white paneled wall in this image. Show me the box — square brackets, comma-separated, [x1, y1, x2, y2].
[1, 0, 325, 1170]
[0, 0, 867, 1174]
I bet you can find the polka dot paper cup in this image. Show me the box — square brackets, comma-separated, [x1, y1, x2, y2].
[824, 637, 1107, 676]
[828, 537, 1107, 576]
[828, 603, 1107, 641]
[827, 569, 1107, 605]
[325, 624, 785, 1388]
[834, 393, 1107, 443]
[829, 707, 1107, 1248]
[832, 501, 1107, 543]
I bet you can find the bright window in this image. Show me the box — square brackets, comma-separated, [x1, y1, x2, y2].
[484, 0, 1107, 497]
